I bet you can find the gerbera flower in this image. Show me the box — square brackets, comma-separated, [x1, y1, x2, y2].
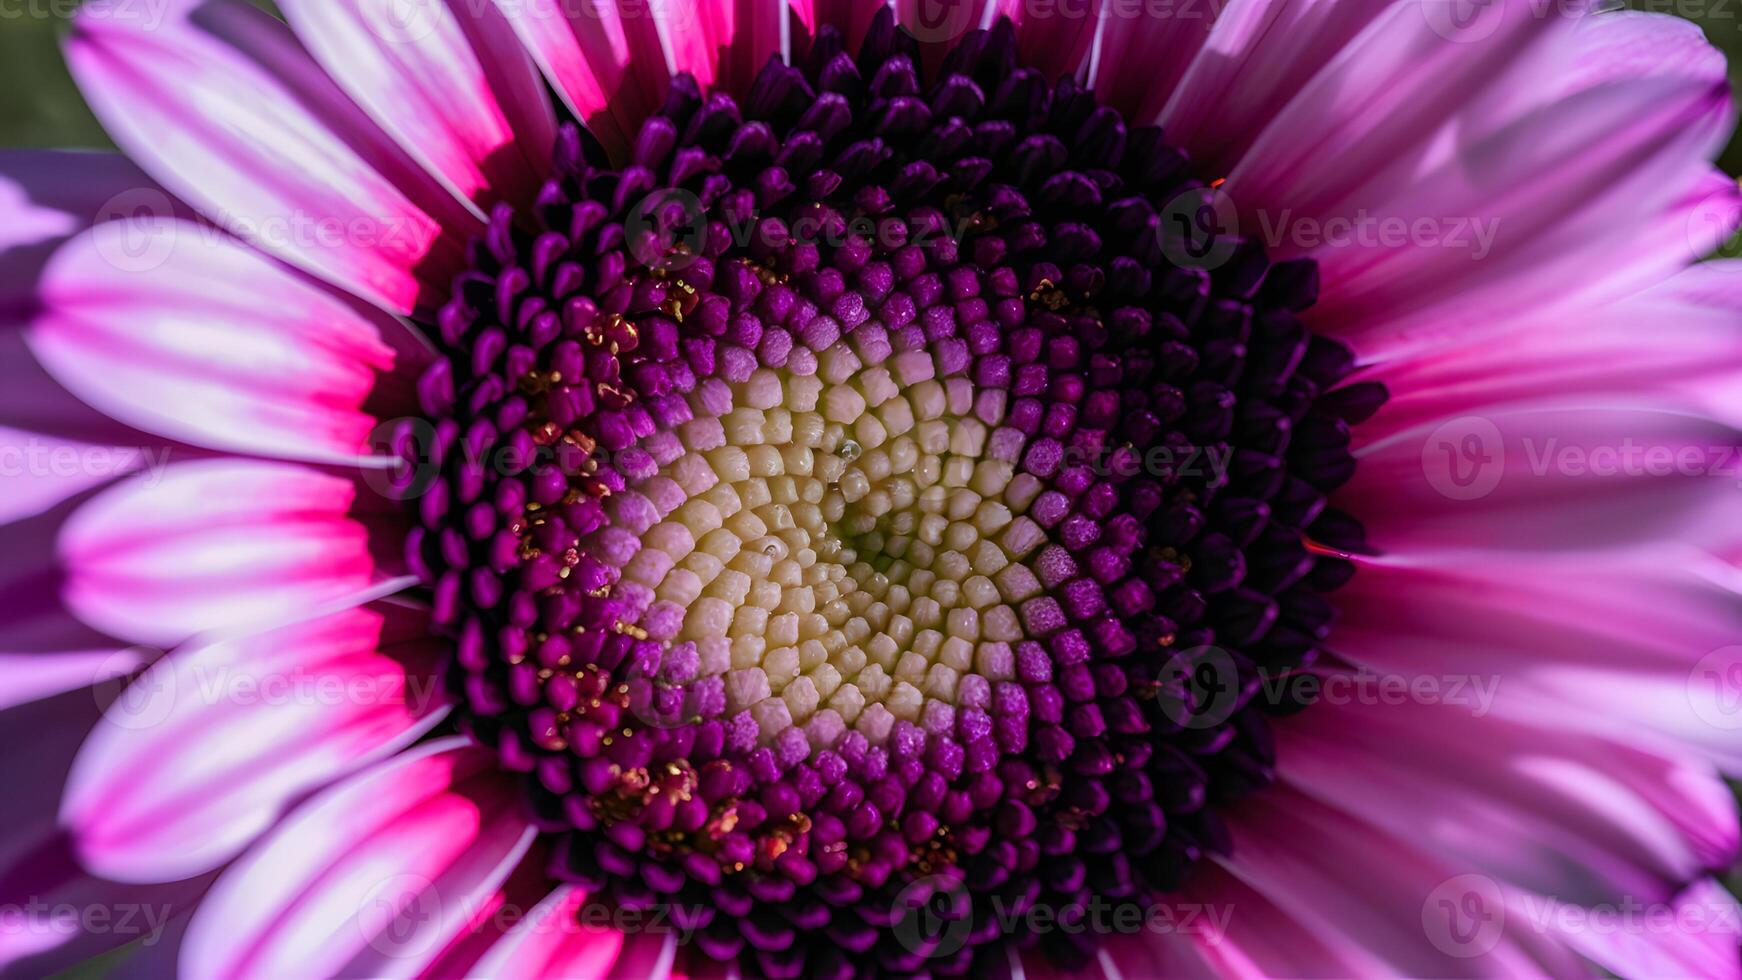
[3, 0, 1741, 975]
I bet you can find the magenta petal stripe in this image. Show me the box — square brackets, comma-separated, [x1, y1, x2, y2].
[61, 600, 453, 884]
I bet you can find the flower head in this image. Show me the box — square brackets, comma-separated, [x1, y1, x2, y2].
[3, 0, 1741, 977]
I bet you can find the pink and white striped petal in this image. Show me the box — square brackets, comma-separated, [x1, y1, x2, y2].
[64, 0, 480, 315]
[57, 458, 414, 648]
[180, 739, 536, 979]
[276, 0, 557, 213]
[61, 600, 451, 884]
[28, 217, 431, 467]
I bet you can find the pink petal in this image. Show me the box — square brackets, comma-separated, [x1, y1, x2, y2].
[1277, 690, 1738, 907]
[1090, 0, 1220, 124]
[0, 151, 195, 451]
[28, 217, 431, 466]
[1552, 878, 1742, 980]
[1358, 254, 1742, 439]
[0, 429, 158, 528]
[496, 0, 686, 156]
[1158, 0, 1396, 174]
[1560, 9, 1728, 93]
[61, 601, 451, 884]
[1328, 551, 1742, 774]
[65, 0, 480, 315]
[0, 494, 166, 710]
[994, 0, 1099, 81]
[0, 689, 213, 975]
[57, 458, 413, 648]
[180, 739, 536, 979]
[1222, 0, 1572, 222]
[276, 0, 556, 212]
[440, 886, 631, 979]
[1175, 863, 1391, 976]
[1218, 785, 1587, 975]
[1343, 407, 1742, 555]
[1302, 76, 1731, 352]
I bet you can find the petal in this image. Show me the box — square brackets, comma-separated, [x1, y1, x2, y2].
[179, 739, 536, 979]
[0, 151, 194, 450]
[1217, 785, 1587, 976]
[1343, 407, 1742, 556]
[442, 886, 630, 980]
[1277, 690, 1738, 907]
[61, 600, 451, 884]
[1560, 9, 1728, 93]
[1159, 0, 1396, 175]
[0, 491, 162, 710]
[1088, 0, 1218, 123]
[57, 458, 413, 648]
[276, 0, 556, 212]
[0, 689, 213, 976]
[1328, 550, 1742, 774]
[1550, 878, 1742, 980]
[1222, 0, 1574, 221]
[28, 216, 432, 466]
[1300, 76, 1732, 351]
[65, 0, 480, 315]
[496, 0, 685, 156]
[1357, 255, 1742, 438]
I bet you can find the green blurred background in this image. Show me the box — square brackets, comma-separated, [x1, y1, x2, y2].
[4, 0, 1742, 171]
